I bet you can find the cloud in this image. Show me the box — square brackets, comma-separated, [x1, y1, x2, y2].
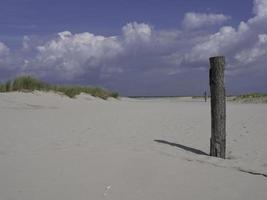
[24, 22, 175, 81]
[122, 22, 152, 43]
[185, 26, 238, 62]
[234, 34, 267, 64]
[27, 31, 123, 80]
[0, 42, 9, 70]
[253, 0, 267, 18]
[179, 0, 267, 73]
[0, 41, 19, 80]
[183, 12, 230, 30]
[0, 42, 9, 57]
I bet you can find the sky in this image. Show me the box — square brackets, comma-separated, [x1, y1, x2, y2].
[0, 0, 266, 96]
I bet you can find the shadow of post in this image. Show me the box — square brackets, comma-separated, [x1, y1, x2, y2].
[154, 139, 208, 156]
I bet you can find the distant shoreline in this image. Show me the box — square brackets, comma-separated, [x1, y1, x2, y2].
[128, 94, 267, 104]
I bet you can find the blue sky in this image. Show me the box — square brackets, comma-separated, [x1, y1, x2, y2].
[0, 0, 266, 96]
[0, 0, 252, 41]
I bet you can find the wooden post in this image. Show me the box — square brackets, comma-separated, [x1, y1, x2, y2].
[204, 91, 207, 102]
[209, 56, 226, 159]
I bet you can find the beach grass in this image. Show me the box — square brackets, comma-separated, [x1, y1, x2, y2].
[233, 92, 267, 103]
[0, 76, 119, 99]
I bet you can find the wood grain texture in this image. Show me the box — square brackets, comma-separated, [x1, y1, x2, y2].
[209, 56, 226, 159]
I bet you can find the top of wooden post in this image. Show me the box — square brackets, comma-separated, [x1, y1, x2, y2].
[209, 56, 225, 63]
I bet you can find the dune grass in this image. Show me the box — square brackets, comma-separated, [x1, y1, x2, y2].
[233, 93, 267, 103]
[0, 76, 119, 99]
[235, 93, 267, 98]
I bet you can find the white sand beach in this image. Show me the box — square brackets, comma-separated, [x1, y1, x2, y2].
[0, 91, 267, 200]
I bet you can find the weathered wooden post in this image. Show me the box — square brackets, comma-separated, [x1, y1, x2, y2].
[209, 56, 226, 159]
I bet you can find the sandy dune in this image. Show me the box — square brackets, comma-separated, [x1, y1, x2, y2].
[0, 92, 267, 200]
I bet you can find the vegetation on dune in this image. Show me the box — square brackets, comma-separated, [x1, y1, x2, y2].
[11, 76, 48, 91]
[190, 93, 267, 103]
[0, 76, 119, 99]
[53, 85, 118, 99]
[233, 92, 267, 103]
[235, 93, 267, 98]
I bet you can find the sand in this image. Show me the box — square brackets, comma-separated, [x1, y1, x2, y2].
[0, 91, 267, 200]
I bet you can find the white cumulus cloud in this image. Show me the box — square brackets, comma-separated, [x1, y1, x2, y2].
[253, 0, 267, 17]
[30, 31, 123, 79]
[0, 42, 10, 71]
[183, 12, 230, 30]
[0, 42, 9, 56]
[235, 34, 267, 64]
[122, 22, 152, 43]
